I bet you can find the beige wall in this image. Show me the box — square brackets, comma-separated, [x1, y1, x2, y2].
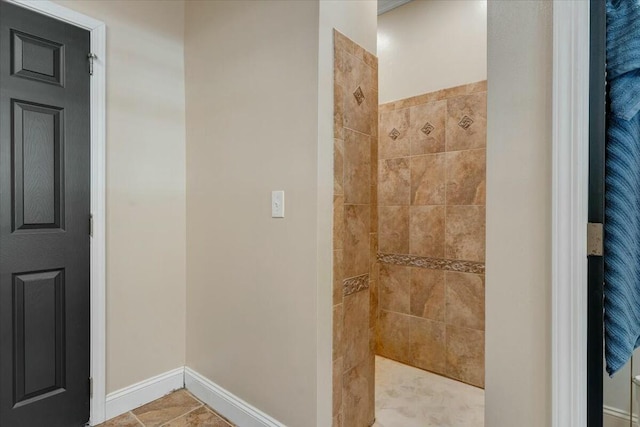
[184, 1, 321, 426]
[378, 0, 487, 103]
[53, 0, 187, 393]
[485, 1, 552, 426]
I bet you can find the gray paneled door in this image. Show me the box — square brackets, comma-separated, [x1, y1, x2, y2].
[0, 1, 91, 426]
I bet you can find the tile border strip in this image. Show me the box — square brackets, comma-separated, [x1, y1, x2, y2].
[377, 253, 485, 274]
[343, 274, 370, 296]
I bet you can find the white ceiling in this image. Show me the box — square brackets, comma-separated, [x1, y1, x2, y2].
[378, 0, 413, 15]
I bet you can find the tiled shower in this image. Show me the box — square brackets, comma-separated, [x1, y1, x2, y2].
[376, 83, 486, 388]
[332, 31, 486, 427]
[332, 30, 378, 427]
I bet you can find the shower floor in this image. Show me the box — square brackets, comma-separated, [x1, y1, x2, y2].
[373, 356, 484, 427]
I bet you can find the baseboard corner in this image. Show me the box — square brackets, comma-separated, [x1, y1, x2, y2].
[184, 366, 285, 427]
[104, 367, 185, 422]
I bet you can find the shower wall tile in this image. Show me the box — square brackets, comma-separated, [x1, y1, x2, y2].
[343, 359, 371, 427]
[333, 195, 344, 250]
[333, 30, 377, 427]
[378, 206, 409, 254]
[343, 57, 376, 136]
[343, 129, 371, 204]
[370, 93, 379, 139]
[377, 310, 411, 363]
[445, 148, 486, 205]
[334, 85, 344, 140]
[370, 185, 378, 229]
[379, 158, 411, 206]
[379, 264, 410, 314]
[333, 304, 343, 361]
[333, 357, 343, 416]
[334, 138, 344, 195]
[409, 100, 446, 155]
[332, 413, 342, 427]
[445, 92, 487, 152]
[409, 317, 446, 375]
[363, 49, 377, 71]
[370, 233, 379, 269]
[376, 82, 486, 390]
[334, 30, 355, 56]
[445, 205, 485, 262]
[379, 108, 410, 159]
[445, 271, 485, 330]
[344, 290, 370, 370]
[367, 332, 375, 423]
[344, 204, 370, 278]
[445, 325, 485, 388]
[409, 206, 445, 258]
[410, 268, 445, 321]
[441, 80, 487, 100]
[333, 250, 343, 306]
[411, 153, 446, 205]
[370, 261, 379, 329]
[382, 81, 486, 112]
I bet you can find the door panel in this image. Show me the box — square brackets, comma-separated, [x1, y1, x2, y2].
[12, 100, 64, 230]
[11, 30, 64, 86]
[0, 1, 90, 426]
[14, 269, 66, 406]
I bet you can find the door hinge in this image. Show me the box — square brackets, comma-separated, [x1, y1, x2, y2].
[87, 53, 97, 76]
[89, 377, 93, 398]
[587, 222, 604, 256]
[89, 214, 93, 237]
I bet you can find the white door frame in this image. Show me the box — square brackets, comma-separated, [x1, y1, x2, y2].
[551, 0, 590, 426]
[3, 1, 107, 425]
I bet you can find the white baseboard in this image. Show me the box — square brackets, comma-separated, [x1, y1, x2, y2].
[184, 367, 285, 427]
[104, 367, 185, 422]
[604, 405, 638, 426]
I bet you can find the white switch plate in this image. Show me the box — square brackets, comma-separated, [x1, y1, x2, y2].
[272, 190, 285, 218]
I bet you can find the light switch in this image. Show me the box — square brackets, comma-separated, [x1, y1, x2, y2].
[272, 190, 285, 218]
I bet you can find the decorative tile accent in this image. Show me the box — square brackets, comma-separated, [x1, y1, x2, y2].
[344, 273, 370, 296]
[380, 109, 409, 158]
[377, 253, 485, 274]
[458, 115, 474, 130]
[421, 122, 435, 135]
[353, 86, 365, 105]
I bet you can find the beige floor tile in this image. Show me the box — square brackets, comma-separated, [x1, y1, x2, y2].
[132, 390, 202, 427]
[161, 406, 230, 427]
[375, 356, 484, 427]
[98, 412, 142, 427]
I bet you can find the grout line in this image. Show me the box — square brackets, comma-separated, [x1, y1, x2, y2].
[377, 308, 485, 333]
[130, 411, 145, 427]
[343, 126, 376, 139]
[157, 404, 204, 427]
[202, 407, 234, 427]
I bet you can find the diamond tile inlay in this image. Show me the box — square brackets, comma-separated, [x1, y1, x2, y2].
[421, 122, 435, 135]
[458, 115, 474, 130]
[353, 86, 365, 105]
[389, 128, 400, 141]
